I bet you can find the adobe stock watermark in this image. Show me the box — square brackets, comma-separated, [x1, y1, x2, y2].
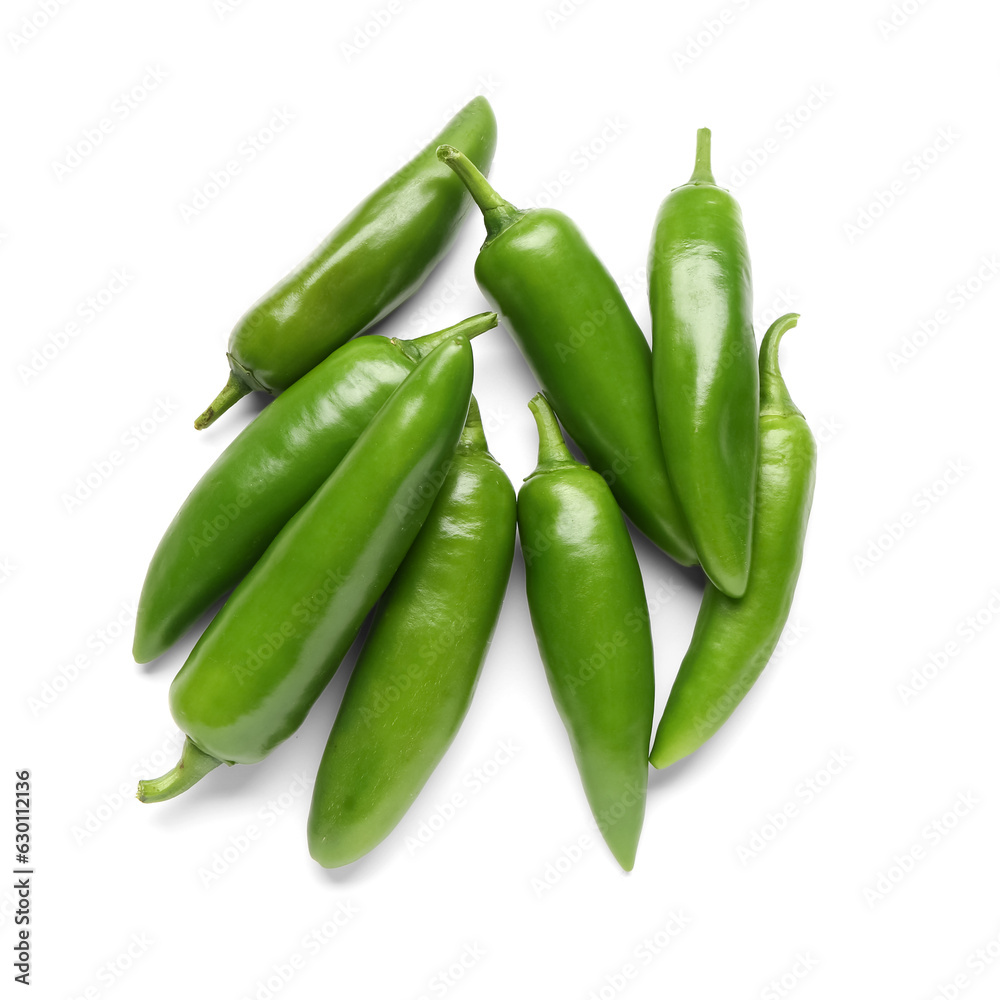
[230, 567, 349, 685]
[754, 287, 799, 332]
[620, 271, 801, 340]
[8, 0, 74, 54]
[178, 107, 295, 223]
[351, 614, 478, 729]
[530, 710, 680, 895]
[863, 791, 979, 908]
[237, 903, 359, 1000]
[70, 933, 153, 999]
[408, 277, 471, 334]
[17, 268, 134, 385]
[479, 402, 510, 437]
[925, 924, 1000, 999]
[0, 557, 17, 586]
[341, 0, 410, 63]
[52, 66, 169, 180]
[896, 587, 1000, 706]
[530, 831, 597, 897]
[759, 953, 820, 999]
[679, 616, 810, 743]
[414, 944, 486, 1000]
[772, 616, 811, 659]
[550, 622, 647, 700]
[585, 912, 692, 999]
[843, 127, 959, 244]
[616, 262, 647, 308]
[394, 459, 455, 526]
[549, 295, 622, 363]
[214, 0, 251, 19]
[28, 602, 137, 717]
[673, 0, 755, 73]
[405, 740, 519, 856]
[61, 398, 179, 513]
[737, 750, 853, 864]
[533, 579, 682, 718]
[853, 459, 970, 575]
[394, 76, 502, 168]
[887, 254, 999, 371]
[877, 0, 935, 40]
[198, 772, 313, 887]
[545, 0, 591, 28]
[639, 576, 684, 622]
[526, 116, 628, 209]
[727, 86, 834, 190]
[329, 637, 439, 718]
[187, 490, 259, 557]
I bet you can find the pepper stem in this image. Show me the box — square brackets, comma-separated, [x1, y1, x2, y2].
[759, 313, 802, 417]
[194, 372, 252, 430]
[402, 312, 498, 362]
[526, 393, 577, 477]
[689, 127, 716, 185]
[136, 736, 224, 803]
[437, 144, 523, 241]
[458, 396, 489, 454]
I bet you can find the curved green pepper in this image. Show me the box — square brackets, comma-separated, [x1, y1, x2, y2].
[517, 394, 653, 871]
[194, 97, 496, 429]
[307, 398, 516, 867]
[137, 335, 474, 802]
[134, 313, 496, 664]
[437, 145, 696, 567]
[650, 315, 816, 769]
[648, 128, 758, 598]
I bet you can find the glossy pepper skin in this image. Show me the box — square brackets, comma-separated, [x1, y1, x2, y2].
[193, 97, 496, 429]
[437, 145, 696, 567]
[308, 399, 516, 868]
[136, 336, 474, 802]
[648, 128, 757, 598]
[134, 313, 496, 664]
[650, 315, 815, 769]
[517, 394, 653, 871]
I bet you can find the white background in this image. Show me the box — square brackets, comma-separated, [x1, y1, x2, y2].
[4, 0, 1000, 996]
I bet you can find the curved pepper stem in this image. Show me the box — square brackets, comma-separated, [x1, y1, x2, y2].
[402, 312, 498, 362]
[759, 313, 803, 417]
[436, 144, 523, 242]
[194, 372, 252, 430]
[136, 736, 224, 803]
[525, 393, 578, 478]
[688, 127, 717, 185]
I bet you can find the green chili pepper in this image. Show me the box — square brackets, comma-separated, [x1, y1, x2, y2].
[134, 313, 497, 664]
[193, 97, 497, 430]
[647, 128, 758, 598]
[649, 315, 815, 769]
[437, 145, 696, 567]
[307, 398, 516, 867]
[518, 394, 653, 871]
[137, 335, 474, 802]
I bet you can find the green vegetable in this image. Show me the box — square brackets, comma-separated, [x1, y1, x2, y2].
[308, 398, 516, 867]
[134, 313, 496, 663]
[437, 144, 696, 566]
[648, 127, 758, 597]
[650, 315, 816, 768]
[194, 97, 496, 428]
[137, 335, 474, 802]
[518, 394, 653, 871]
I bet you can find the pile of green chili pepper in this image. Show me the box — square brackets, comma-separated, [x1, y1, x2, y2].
[133, 100, 815, 873]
